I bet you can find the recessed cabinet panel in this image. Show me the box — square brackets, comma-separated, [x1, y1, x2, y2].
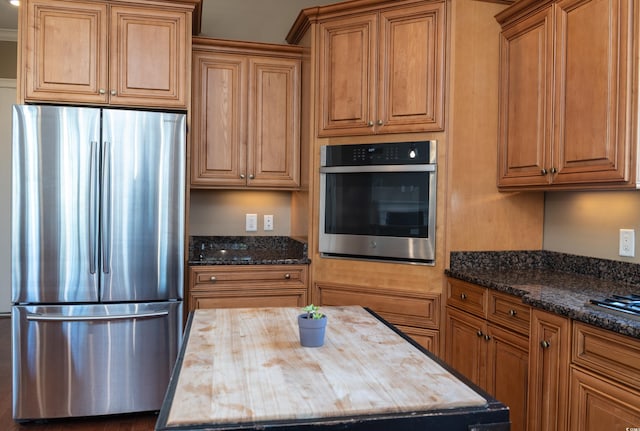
[191, 52, 246, 186]
[318, 14, 376, 135]
[25, 0, 108, 104]
[553, 0, 631, 184]
[378, 3, 445, 133]
[498, 7, 553, 187]
[110, 6, 188, 107]
[248, 57, 300, 187]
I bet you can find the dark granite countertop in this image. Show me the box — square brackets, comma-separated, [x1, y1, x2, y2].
[189, 236, 310, 265]
[445, 251, 640, 339]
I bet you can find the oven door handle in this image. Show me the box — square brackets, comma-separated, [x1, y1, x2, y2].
[320, 164, 436, 173]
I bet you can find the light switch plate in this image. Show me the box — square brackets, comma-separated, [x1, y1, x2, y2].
[619, 228, 635, 257]
[246, 214, 258, 232]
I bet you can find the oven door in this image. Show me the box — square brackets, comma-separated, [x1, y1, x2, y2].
[319, 164, 436, 263]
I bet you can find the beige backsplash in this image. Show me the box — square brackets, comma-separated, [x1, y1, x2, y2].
[189, 190, 292, 237]
[544, 190, 640, 263]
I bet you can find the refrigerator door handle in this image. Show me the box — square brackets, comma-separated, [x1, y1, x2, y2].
[101, 141, 111, 274]
[26, 310, 169, 322]
[89, 141, 99, 274]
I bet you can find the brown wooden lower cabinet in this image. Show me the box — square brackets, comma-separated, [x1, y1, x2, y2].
[569, 366, 640, 430]
[444, 306, 528, 431]
[569, 321, 640, 430]
[528, 309, 571, 431]
[446, 277, 640, 431]
[314, 282, 440, 355]
[188, 265, 308, 311]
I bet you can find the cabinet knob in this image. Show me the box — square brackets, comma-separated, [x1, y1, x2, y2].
[460, 293, 467, 300]
[209, 276, 217, 282]
[284, 273, 291, 279]
[249, 174, 255, 180]
[377, 120, 383, 126]
[368, 121, 374, 127]
[240, 174, 246, 179]
[484, 334, 491, 341]
[540, 340, 551, 349]
[541, 168, 548, 175]
[476, 330, 483, 337]
[550, 167, 558, 174]
[110, 89, 117, 96]
[99, 88, 106, 95]
[509, 309, 517, 317]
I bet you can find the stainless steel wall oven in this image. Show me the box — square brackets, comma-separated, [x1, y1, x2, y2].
[319, 141, 437, 264]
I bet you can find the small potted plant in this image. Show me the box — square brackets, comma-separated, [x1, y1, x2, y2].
[297, 304, 327, 347]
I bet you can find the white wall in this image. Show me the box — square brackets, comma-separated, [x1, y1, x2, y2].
[0, 78, 15, 314]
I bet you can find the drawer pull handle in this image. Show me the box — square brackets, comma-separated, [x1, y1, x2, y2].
[540, 340, 551, 349]
[209, 276, 217, 282]
[284, 273, 291, 279]
[509, 309, 517, 317]
[476, 330, 483, 337]
[460, 293, 467, 300]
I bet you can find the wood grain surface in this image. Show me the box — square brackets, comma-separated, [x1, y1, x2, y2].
[166, 306, 486, 427]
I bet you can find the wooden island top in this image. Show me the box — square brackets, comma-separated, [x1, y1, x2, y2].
[155, 306, 509, 430]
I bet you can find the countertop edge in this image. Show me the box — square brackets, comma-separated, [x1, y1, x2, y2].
[445, 269, 640, 340]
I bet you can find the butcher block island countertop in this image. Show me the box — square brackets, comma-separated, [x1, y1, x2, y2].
[155, 306, 509, 431]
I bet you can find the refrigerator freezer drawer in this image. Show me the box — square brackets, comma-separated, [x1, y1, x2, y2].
[12, 302, 182, 420]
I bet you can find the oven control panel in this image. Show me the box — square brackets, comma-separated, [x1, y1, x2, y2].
[322, 141, 436, 166]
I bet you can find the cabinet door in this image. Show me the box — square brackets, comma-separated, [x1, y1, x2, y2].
[109, 5, 189, 108]
[23, 0, 108, 104]
[569, 367, 640, 431]
[191, 51, 247, 187]
[552, 0, 633, 184]
[317, 13, 377, 136]
[528, 309, 570, 431]
[497, 6, 554, 187]
[377, 2, 445, 133]
[486, 324, 529, 431]
[444, 307, 486, 388]
[247, 56, 300, 188]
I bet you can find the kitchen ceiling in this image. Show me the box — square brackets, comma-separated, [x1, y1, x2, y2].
[0, 1, 337, 43]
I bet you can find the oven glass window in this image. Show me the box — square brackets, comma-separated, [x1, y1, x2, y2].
[324, 171, 430, 238]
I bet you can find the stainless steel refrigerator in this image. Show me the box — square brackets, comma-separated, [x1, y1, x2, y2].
[11, 105, 186, 421]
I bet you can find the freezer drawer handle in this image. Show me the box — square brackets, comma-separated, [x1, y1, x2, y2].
[26, 310, 169, 322]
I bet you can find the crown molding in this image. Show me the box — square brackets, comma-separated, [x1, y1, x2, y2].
[0, 28, 17, 42]
[0, 78, 16, 88]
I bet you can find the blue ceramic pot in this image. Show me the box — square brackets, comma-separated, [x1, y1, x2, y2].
[297, 314, 327, 347]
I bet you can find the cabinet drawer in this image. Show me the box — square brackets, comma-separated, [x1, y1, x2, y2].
[572, 322, 640, 389]
[447, 278, 487, 317]
[487, 290, 530, 335]
[192, 265, 307, 287]
[316, 282, 440, 329]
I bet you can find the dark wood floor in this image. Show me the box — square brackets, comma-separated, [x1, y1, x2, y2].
[0, 317, 158, 431]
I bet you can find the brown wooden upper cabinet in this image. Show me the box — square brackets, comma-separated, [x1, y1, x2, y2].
[300, 1, 445, 137]
[190, 38, 302, 189]
[496, 0, 638, 190]
[20, 0, 193, 108]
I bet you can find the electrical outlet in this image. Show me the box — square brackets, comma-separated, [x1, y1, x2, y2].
[264, 215, 274, 231]
[246, 214, 258, 232]
[619, 229, 635, 257]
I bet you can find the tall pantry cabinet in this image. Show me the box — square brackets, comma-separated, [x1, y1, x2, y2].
[17, 0, 197, 108]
